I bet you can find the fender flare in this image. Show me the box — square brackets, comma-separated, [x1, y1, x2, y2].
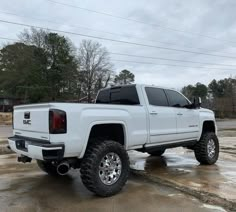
[79, 120, 128, 158]
[198, 120, 216, 140]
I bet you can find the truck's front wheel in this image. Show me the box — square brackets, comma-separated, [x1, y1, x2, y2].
[80, 139, 130, 197]
[194, 132, 219, 165]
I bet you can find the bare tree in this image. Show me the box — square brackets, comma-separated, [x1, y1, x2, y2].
[78, 40, 113, 102]
[19, 28, 48, 49]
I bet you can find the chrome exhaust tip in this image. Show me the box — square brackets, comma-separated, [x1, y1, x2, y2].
[57, 162, 70, 176]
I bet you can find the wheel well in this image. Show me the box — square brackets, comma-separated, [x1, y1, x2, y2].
[88, 124, 125, 145]
[202, 121, 215, 134]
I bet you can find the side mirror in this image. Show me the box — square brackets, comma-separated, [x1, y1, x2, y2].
[193, 97, 201, 108]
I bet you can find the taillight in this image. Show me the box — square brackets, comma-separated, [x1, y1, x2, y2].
[49, 109, 67, 134]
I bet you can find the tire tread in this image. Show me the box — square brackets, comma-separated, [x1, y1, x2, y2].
[80, 138, 129, 197]
[194, 132, 219, 165]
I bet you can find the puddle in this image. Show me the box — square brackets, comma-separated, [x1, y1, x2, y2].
[129, 149, 236, 203]
[202, 204, 226, 212]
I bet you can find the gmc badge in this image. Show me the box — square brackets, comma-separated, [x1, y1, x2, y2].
[23, 120, 31, 125]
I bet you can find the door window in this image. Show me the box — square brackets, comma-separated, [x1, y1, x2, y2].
[165, 90, 189, 107]
[145, 87, 169, 106]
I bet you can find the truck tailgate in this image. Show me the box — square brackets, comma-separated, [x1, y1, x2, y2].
[13, 104, 50, 140]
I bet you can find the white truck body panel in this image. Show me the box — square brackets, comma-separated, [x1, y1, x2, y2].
[11, 102, 148, 158]
[8, 84, 217, 160]
[50, 103, 148, 157]
[14, 104, 50, 140]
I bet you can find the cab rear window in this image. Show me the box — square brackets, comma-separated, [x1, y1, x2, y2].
[96, 85, 140, 105]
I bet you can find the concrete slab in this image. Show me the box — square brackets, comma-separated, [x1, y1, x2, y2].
[217, 119, 236, 130]
[130, 137, 236, 211]
[0, 154, 226, 212]
[0, 125, 12, 138]
[0, 139, 7, 144]
[0, 124, 235, 210]
[0, 144, 12, 154]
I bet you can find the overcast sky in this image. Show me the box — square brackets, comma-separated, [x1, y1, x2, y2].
[1, 0, 236, 89]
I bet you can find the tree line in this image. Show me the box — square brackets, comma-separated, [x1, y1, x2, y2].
[181, 78, 236, 118]
[0, 28, 135, 103]
[1, 28, 235, 118]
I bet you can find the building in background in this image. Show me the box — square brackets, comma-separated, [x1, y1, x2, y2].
[0, 97, 22, 112]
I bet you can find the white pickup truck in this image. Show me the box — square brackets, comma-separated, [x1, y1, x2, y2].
[8, 84, 219, 197]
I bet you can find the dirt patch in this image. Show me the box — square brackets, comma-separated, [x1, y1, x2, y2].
[0, 113, 12, 125]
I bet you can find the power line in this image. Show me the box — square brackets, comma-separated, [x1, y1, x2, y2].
[112, 59, 236, 71]
[1, 36, 236, 68]
[0, 37, 236, 71]
[46, 0, 236, 45]
[110, 52, 236, 67]
[0, 10, 232, 54]
[1, 19, 236, 60]
[46, 0, 168, 27]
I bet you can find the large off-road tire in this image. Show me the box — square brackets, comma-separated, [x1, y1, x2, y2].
[147, 149, 165, 156]
[194, 132, 219, 165]
[80, 139, 130, 197]
[37, 160, 60, 176]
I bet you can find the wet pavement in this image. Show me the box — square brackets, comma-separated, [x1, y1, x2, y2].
[0, 126, 12, 154]
[0, 123, 235, 211]
[130, 137, 236, 210]
[0, 125, 12, 140]
[0, 154, 227, 212]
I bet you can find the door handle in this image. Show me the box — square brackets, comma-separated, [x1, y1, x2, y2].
[150, 111, 158, 115]
[177, 113, 183, 116]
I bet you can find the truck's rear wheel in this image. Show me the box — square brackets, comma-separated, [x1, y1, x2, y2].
[37, 160, 60, 176]
[80, 139, 130, 197]
[147, 149, 165, 156]
[194, 132, 219, 165]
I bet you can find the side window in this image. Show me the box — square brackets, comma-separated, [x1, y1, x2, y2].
[145, 87, 169, 106]
[110, 86, 140, 105]
[165, 90, 189, 107]
[96, 85, 140, 105]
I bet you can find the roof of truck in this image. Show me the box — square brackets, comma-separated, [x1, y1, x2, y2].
[100, 84, 178, 91]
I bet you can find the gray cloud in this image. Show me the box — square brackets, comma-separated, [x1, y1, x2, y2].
[0, 0, 236, 89]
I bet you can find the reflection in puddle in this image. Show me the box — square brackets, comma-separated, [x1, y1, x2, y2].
[202, 204, 227, 212]
[129, 150, 236, 201]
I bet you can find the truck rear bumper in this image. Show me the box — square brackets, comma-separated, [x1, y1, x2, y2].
[8, 136, 65, 161]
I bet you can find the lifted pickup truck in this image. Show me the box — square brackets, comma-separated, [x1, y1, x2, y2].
[8, 84, 219, 197]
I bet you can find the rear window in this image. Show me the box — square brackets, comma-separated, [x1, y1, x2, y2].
[96, 85, 140, 105]
[95, 88, 110, 104]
